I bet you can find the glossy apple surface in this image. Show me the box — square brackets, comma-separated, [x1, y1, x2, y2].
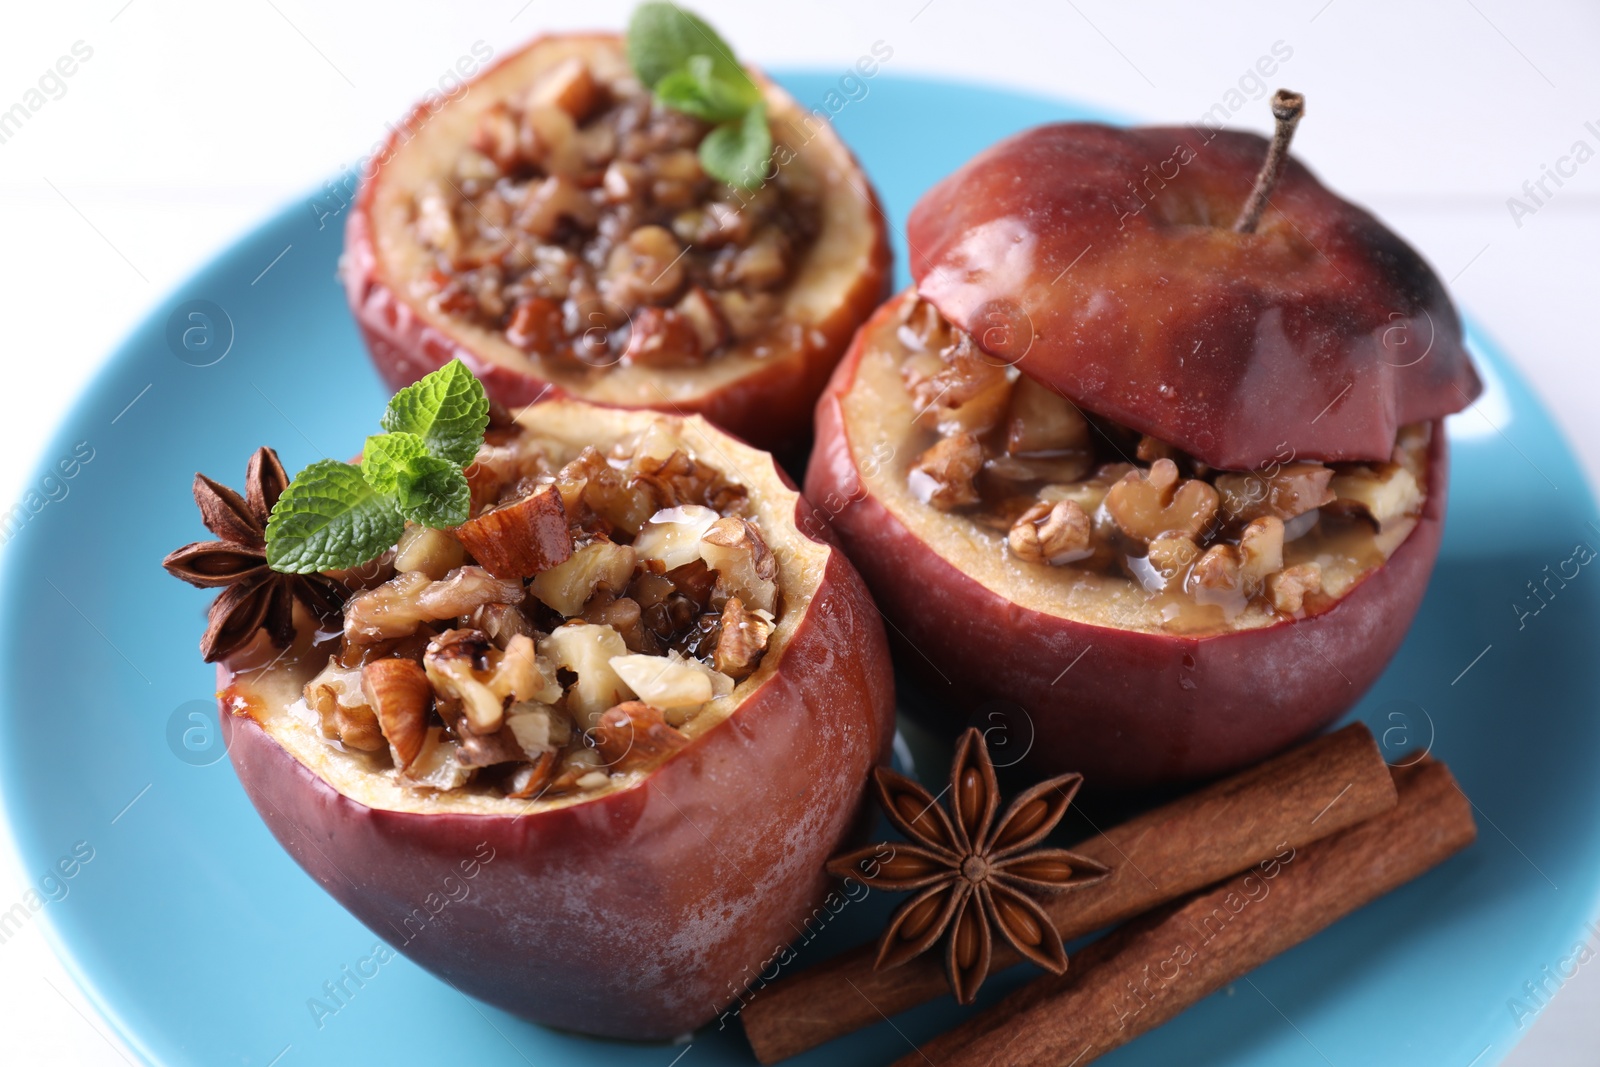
[345, 33, 891, 452]
[806, 297, 1448, 788]
[218, 402, 895, 1039]
[908, 123, 1481, 471]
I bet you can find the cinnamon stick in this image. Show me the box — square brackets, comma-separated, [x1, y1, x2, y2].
[743, 723, 1396, 1063]
[894, 757, 1475, 1067]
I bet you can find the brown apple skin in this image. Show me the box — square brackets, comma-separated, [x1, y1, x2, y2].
[807, 312, 1448, 788]
[344, 34, 892, 453]
[909, 123, 1481, 470]
[217, 529, 894, 1039]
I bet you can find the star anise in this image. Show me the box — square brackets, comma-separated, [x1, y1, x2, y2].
[162, 447, 345, 662]
[827, 728, 1111, 1004]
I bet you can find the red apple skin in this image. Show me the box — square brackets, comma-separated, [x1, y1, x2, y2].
[909, 123, 1481, 471]
[217, 531, 894, 1039]
[806, 309, 1449, 788]
[344, 34, 892, 453]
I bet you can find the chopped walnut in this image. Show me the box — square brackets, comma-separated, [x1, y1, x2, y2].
[623, 306, 703, 367]
[1268, 563, 1323, 616]
[423, 629, 556, 735]
[305, 661, 385, 752]
[713, 596, 772, 679]
[632, 448, 746, 514]
[344, 567, 524, 643]
[1145, 533, 1202, 584]
[1105, 459, 1220, 543]
[1008, 499, 1092, 566]
[527, 56, 604, 123]
[910, 432, 983, 510]
[542, 622, 632, 728]
[1215, 463, 1335, 523]
[603, 225, 687, 308]
[517, 175, 598, 239]
[1189, 544, 1242, 596]
[674, 286, 731, 352]
[909, 335, 1012, 436]
[591, 701, 689, 773]
[554, 446, 655, 534]
[462, 602, 536, 649]
[699, 516, 778, 614]
[1238, 516, 1285, 586]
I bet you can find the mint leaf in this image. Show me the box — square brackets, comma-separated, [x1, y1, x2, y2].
[700, 102, 771, 189]
[361, 432, 428, 495]
[394, 457, 471, 530]
[265, 460, 406, 573]
[655, 54, 756, 123]
[628, 2, 746, 91]
[380, 360, 489, 467]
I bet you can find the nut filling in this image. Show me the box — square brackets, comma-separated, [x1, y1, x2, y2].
[412, 56, 822, 370]
[896, 297, 1432, 628]
[295, 417, 780, 798]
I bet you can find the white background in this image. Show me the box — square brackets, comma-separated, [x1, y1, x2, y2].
[1, 1, 1597, 1063]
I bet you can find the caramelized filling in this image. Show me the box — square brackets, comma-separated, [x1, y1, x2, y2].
[410, 55, 822, 372]
[892, 297, 1430, 631]
[240, 414, 781, 799]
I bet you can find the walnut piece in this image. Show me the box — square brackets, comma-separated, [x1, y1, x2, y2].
[713, 596, 772, 680]
[305, 661, 385, 752]
[1008, 499, 1092, 566]
[1215, 463, 1335, 523]
[423, 629, 556, 735]
[699, 516, 778, 614]
[1105, 459, 1220, 543]
[1238, 516, 1285, 586]
[910, 432, 983, 510]
[1145, 533, 1203, 584]
[1268, 563, 1323, 616]
[1189, 544, 1242, 595]
[344, 567, 524, 643]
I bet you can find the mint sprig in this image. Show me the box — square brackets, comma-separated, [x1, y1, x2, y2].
[627, 2, 771, 189]
[264, 461, 406, 574]
[264, 360, 489, 574]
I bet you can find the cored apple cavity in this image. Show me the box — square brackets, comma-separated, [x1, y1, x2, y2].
[224, 402, 810, 815]
[851, 291, 1433, 636]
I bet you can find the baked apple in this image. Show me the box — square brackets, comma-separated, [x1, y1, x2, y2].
[806, 93, 1481, 787]
[169, 389, 893, 1038]
[344, 12, 891, 452]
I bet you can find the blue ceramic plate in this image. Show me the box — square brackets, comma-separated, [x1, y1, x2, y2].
[2, 73, 1595, 1067]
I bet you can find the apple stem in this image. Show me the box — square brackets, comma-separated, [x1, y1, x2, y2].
[1233, 89, 1305, 234]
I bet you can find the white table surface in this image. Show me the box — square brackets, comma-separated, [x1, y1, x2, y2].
[2, 1, 1597, 1063]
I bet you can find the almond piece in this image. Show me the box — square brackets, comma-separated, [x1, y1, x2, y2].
[361, 657, 432, 771]
[453, 484, 572, 580]
[591, 701, 688, 772]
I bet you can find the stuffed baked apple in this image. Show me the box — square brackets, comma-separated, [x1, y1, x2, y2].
[345, 4, 891, 451]
[807, 92, 1481, 787]
[163, 362, 894, 1038]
